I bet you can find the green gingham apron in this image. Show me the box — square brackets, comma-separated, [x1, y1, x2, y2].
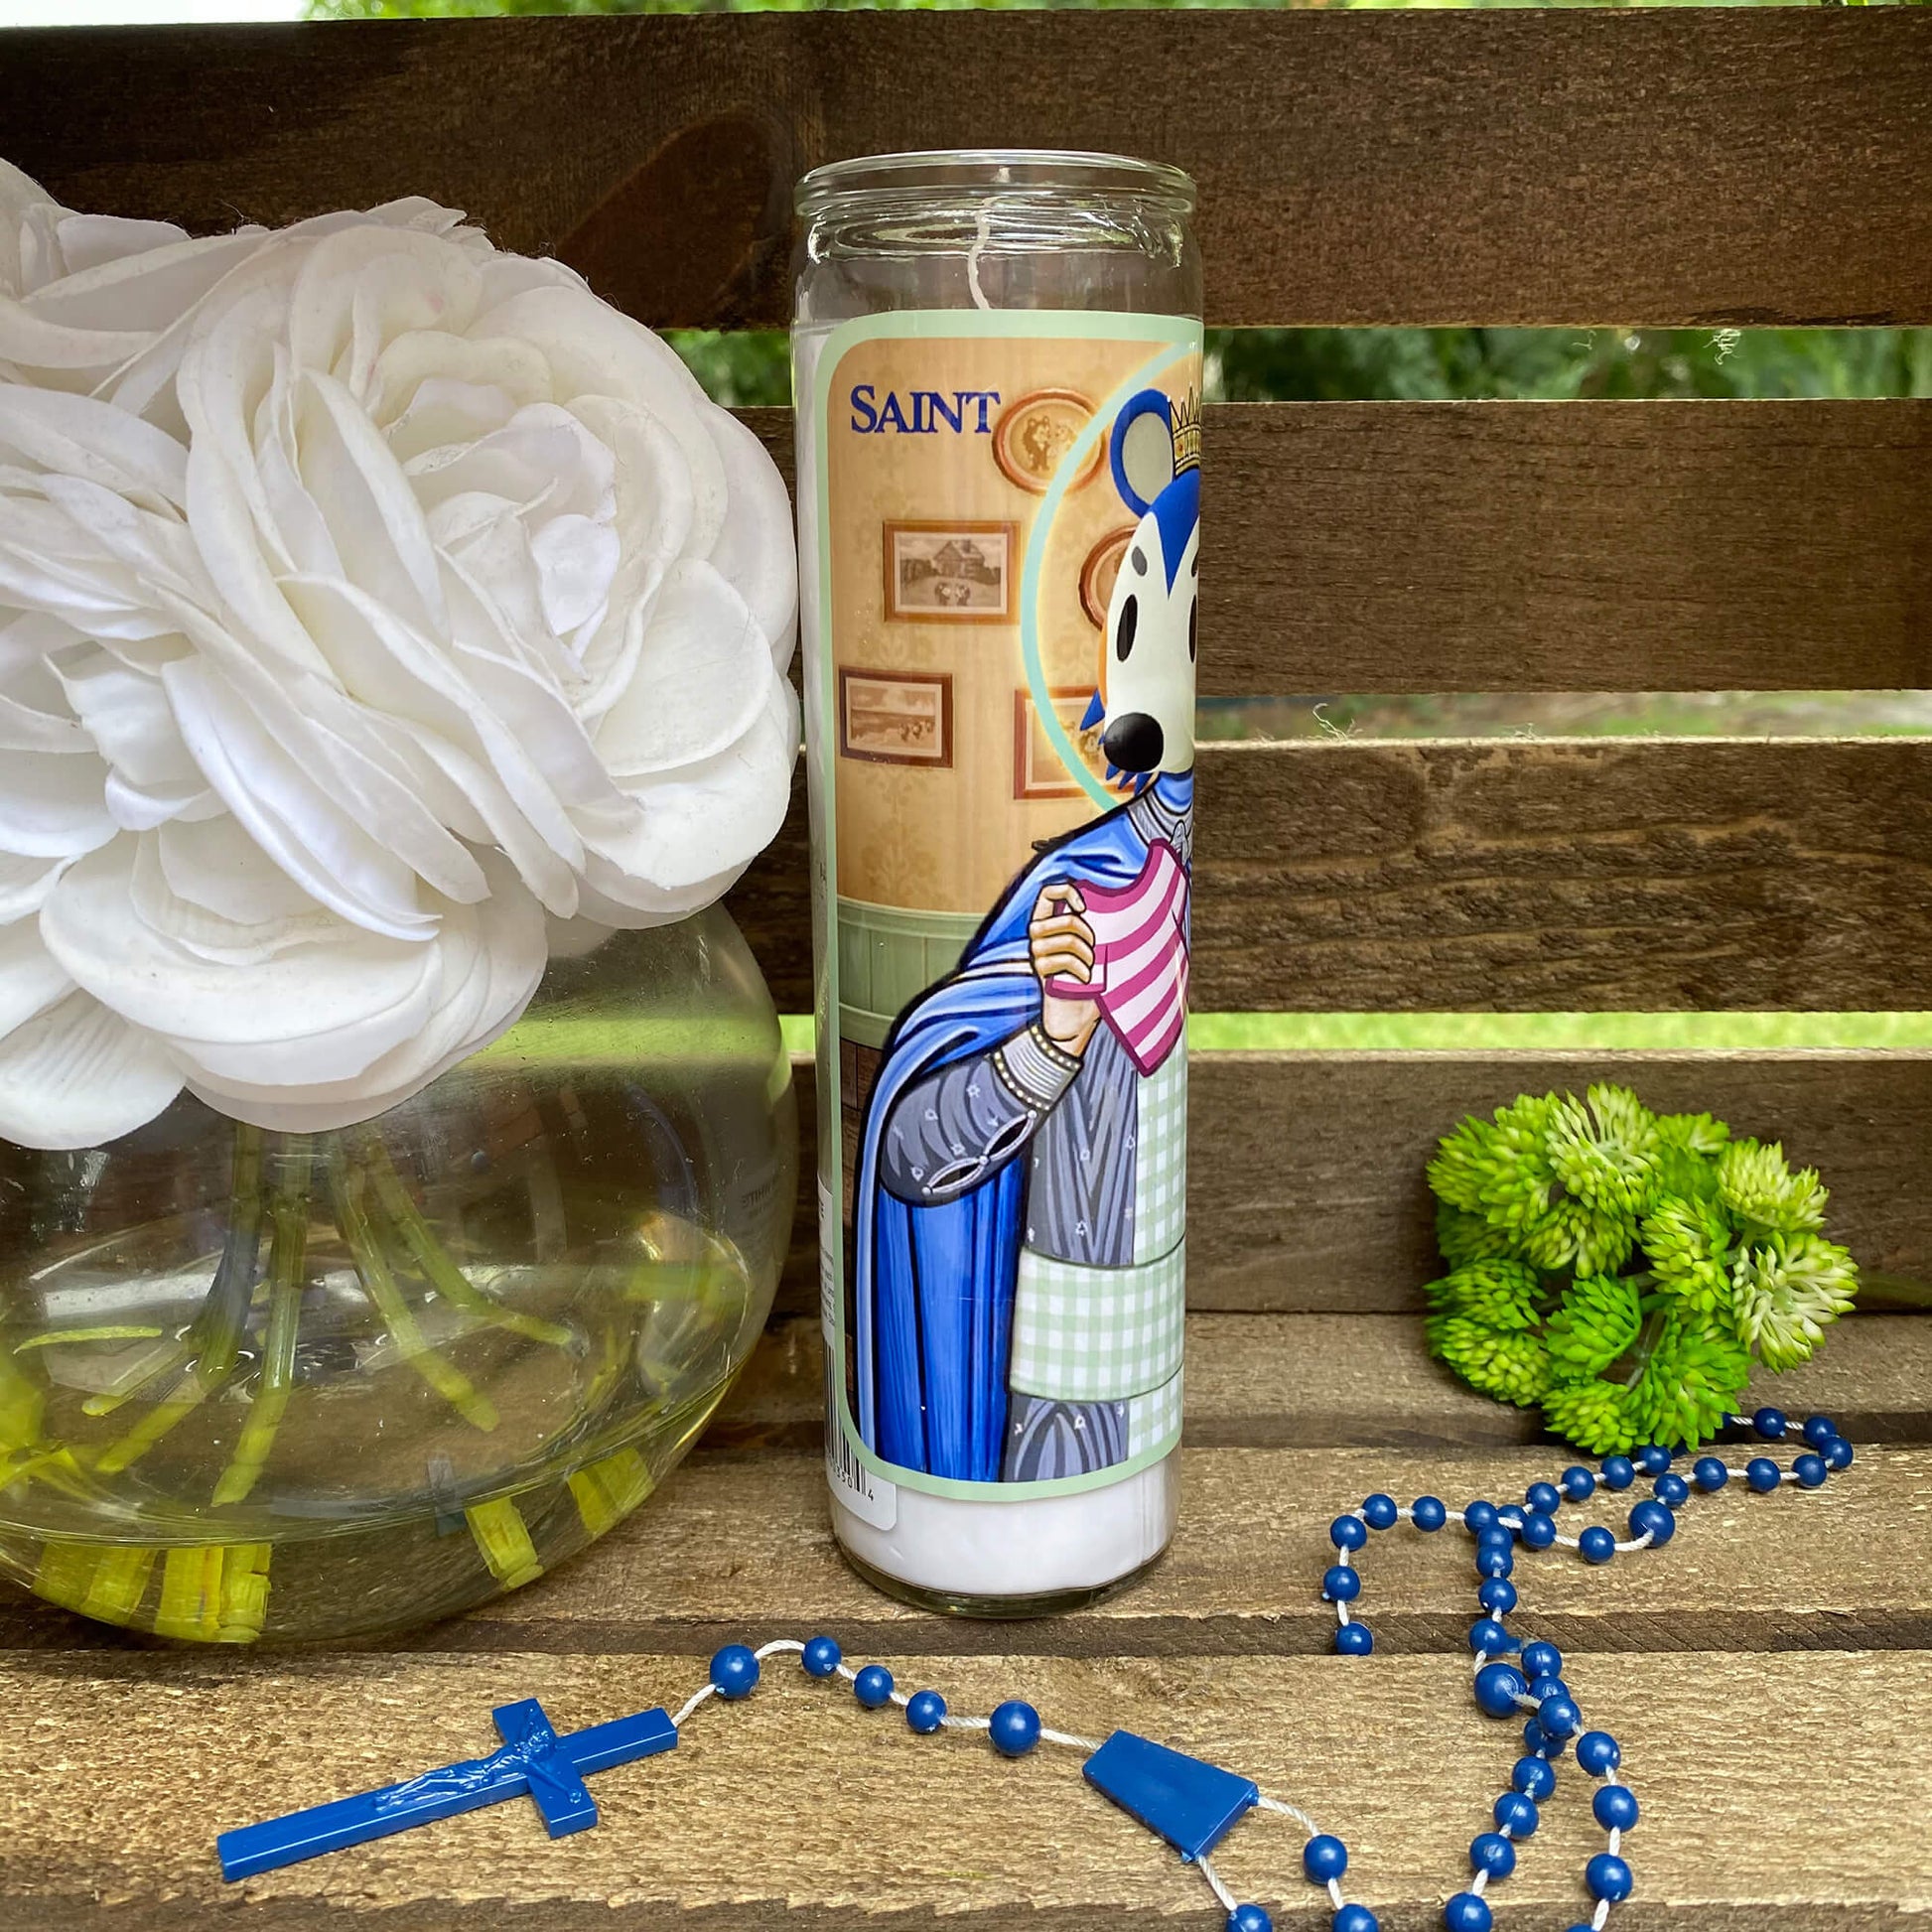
[1008, 1047, 1187, 1455]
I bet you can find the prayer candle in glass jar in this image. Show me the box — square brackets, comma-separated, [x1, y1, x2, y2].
[793, 151, 1202, 1614]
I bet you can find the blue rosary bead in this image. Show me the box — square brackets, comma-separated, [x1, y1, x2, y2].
[1467, 1617, 1517, 1657]
[1226, 1906, 1272, 1932]
[1824, 1436, 1855, 1470]
[1793, 1452, 1829, 1488]
[1332, 1907, 1379, 1932]
[1519, 1511, 1558, 1550]
[853, 1665, 895, 1710]
[1527, 1676, 1571, 1707]
[1599, 1454, 1635, 1491]
[1524, 1480, 1562, 1515]
[1304, 1834, 1348, 1882]
[1474, 1544, 1513, 1580]
[1560, 1464, 1596, 1501]
[1753, 1405, 1789, 1440]
[1745, 1456, 1782, 1493]
[1579, 1525, 1617, 1564]
[1628, 1499, 1677, 1546]
[1473, 1661, 1528, 1717]
[1521, 1640, 1563, 1681]
[1592, 1783, 1640, 1831]
[1693, 1455, 1729, 1492]
[709, 1644, 760, 1700]
[801, 1634, 843, 1679]
[1323, 1564, 1362, 1602]
[1523, 1716, 1568, 1758]
[1654, 1471, 1691, 1507]
[1477, 1578, 1518, 1615]
[1802, 1413, 1839, 1449]
[1330, 1514, 1368, 1553]
[1469, 1832, 1515, 1878]
[1575, 1729, 1621, 1776]
[1412, 1495, 1449, 1532]
[1493, 1790, 1539, 1837]
[905, 1690, 947, 1734]
[988, 1700, 1041, 1756]
[1363, 1492, 1400, 1530]
[1633, 1444, 1671, 1476]
[1587, 1853, 1634, 1902]
[1463, 1500, 1500, 1534]
[1536, 1694, 1583, 1742]
[1511, 1754, 1557, 1799]
[1442, 1889, 1492, 1932]
[1334, 1620, 1374, 1655]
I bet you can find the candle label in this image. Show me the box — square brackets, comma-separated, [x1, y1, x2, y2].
[802, 313, 1202, 1501]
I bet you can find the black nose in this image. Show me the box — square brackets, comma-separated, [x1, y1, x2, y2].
[1101, 712, 1164, 773]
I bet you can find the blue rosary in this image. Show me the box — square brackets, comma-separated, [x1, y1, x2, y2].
[217, 1407, 1855, 1932]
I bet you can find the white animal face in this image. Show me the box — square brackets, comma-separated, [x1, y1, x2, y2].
[1100, 504, 1197, 778]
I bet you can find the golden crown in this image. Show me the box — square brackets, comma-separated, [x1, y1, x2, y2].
[1171, 387, 1201, 475]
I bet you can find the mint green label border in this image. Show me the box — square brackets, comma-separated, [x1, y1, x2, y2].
[807, 308, 1201, 1504]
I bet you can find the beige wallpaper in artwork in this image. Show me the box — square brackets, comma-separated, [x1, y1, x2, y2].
[825, 332, 1200, 916]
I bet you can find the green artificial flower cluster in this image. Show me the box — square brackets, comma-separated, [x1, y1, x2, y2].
[1424, 1085, 1858, 1451]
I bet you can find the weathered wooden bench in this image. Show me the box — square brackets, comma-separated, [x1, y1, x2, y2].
[3, 10, 1931, 1927]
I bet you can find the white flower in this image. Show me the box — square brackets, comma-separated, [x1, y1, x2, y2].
[0, 165, 797, 1147]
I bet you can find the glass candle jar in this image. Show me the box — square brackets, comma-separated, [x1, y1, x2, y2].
[793, 152, 1202, 1614]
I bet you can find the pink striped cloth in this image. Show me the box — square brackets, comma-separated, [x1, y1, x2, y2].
[1045, 839, 1190, 1075]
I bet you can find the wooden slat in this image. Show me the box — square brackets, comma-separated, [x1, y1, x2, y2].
[6, 1318, 1924, 1658]
[712, 1313, 1932, 1456]
[733, 739, 1932, 1018]
[743, 401, 1932, 696]
[772, 1052, 1932, 1315]
[1, 1648, 1926, 1928]
[259, 1445, 1932, 1660]
[8, 13, 1932, 329]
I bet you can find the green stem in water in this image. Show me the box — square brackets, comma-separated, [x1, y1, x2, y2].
[91, 1125, 269, 1470]
[82, 1124, 267, 1420]
[330, 1153, 497, 1434]
[358, 1135, 574, 1350]
[212, 1147, 314, 1507]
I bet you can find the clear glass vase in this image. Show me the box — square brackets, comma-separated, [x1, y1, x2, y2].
[0, 907, 794, 1643]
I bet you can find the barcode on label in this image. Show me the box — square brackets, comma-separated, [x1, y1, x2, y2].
[819, 1178, 896, 1531]
[823, 1342, 897, 1529]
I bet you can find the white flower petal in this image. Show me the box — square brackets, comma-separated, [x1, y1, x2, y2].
[0, 913, 70, 1038]
[0, 747, 115, 858]
[162, 656, 442, 939]
[582, 670, 797, 905]
[529, 511, 619, 637]
[51, 212, 192, 276]
[0, 384, 187, 511]
[0, 991, 183, 1151]
[58, 649, 202, 792]
[42, 838, 440, 1083]
[297, 365, 446, 634]
[594, 560, 772, 780]
[186, 854, 544, 1134]
[703, 403, 797, 671]
[154, 814, 322, 930]
[0, 851, 65, 924]
[471, 285, 728, 557]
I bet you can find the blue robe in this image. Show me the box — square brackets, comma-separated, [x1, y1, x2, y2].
[852, 771, 1194, 1480]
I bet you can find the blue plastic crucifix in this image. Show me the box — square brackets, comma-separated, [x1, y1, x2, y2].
[216, 1698, 678, 1880]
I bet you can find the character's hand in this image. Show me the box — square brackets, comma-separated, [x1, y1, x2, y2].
[1029, 883, 1100, 1055]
